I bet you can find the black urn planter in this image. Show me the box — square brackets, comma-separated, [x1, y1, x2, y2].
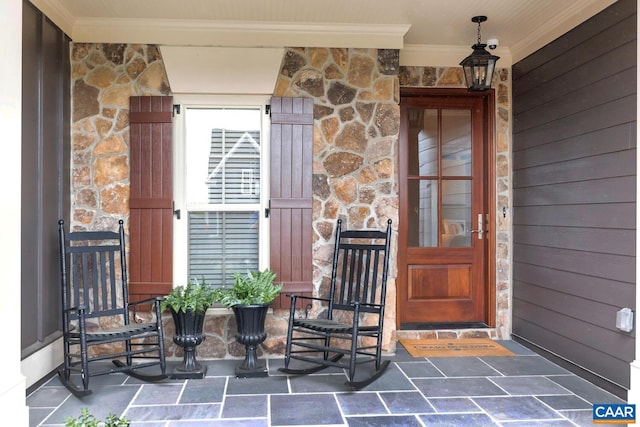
[170, 308, 208, 379]
[232, 303, 270, 378]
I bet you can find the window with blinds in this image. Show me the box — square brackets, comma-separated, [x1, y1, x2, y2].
[205, 129, 261, 203]
[184, 107, 263, 288]
[188, 211, 258, 287]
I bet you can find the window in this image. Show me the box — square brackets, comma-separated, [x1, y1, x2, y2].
[174, 98, 270, 288]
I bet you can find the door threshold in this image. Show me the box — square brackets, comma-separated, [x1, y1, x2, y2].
[400, 322, 489, 330]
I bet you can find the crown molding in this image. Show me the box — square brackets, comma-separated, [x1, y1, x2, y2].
[509, 0, 616, 63]
[71, 18, 410, 49]
[30, 0, 615, 64]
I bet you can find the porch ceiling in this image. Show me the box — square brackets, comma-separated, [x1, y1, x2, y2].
[31, 0, 616, 63]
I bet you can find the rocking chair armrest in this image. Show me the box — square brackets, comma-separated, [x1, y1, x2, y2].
[129, 296, 164, 323]
[129, 296, 164, 307]
[286, 294, 330, 303]
[65, 305, 87, 314]
[349, 301, 383, 309]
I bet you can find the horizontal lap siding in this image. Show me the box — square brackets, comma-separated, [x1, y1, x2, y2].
[512, 0, 636, 395]
[512, 309, 633, 387]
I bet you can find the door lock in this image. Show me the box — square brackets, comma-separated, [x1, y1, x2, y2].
[469, 213, 484, 239]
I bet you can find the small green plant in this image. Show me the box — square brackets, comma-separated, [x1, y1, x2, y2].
[212, 269, 283, 308]
[160, 277, 216, 313]
[65, 408, 129, 427]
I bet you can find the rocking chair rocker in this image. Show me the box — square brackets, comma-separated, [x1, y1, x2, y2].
[57, 219, 167, 396]
[279, 219, 392, 388]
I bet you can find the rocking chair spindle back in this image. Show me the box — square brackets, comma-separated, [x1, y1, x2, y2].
[279, 219, 393, 388]
[58, 219, 167, 396]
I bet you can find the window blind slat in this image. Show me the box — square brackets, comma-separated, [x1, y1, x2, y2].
[188, 211, 259, 287]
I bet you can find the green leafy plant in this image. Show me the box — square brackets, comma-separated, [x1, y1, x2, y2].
[65, 408, 129, 427]
[160, 277, 216, 313]
[212, 269, 283, 308]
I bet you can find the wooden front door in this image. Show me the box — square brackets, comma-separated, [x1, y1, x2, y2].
[398, 89, 494, 328]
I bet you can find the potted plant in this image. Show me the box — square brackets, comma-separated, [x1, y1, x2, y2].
[161, 278, 216, 379]
[212, 269, 283, 378]
[65, 408, 129, 427]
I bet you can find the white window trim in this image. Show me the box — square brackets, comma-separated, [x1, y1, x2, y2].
[172, 94, 271, 286]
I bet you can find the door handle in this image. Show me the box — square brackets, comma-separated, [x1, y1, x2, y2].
[469, 213, 483, 240]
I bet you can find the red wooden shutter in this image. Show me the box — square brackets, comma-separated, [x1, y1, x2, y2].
[270, 97, 314, 309]
[128, 96, 173, 303]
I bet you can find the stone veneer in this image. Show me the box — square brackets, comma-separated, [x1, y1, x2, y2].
[273, 51, 513, 344]
[273, 47, 401, 351]
[70, 43, 511, 362]
[71, 43, 170, 232]
[70, 43, 180, 358]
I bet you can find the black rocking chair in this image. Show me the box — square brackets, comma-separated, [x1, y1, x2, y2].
[58, 219, 167, 396]
[279, 219, 392, 388]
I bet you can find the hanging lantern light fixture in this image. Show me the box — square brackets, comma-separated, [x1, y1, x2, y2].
[460, 16, 500, 91]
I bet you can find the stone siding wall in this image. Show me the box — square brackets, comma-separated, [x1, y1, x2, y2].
[69, 43, 511, 362]
[273, 47, 401, 350]
[71, 43, 170, 232]
[70, 43, 183, 358]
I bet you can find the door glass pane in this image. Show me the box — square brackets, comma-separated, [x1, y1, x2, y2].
[404, 106, 474, 249]
[407, 108, 438, 176]
[442, 109, 471, 176]
[442, 180, 471, 247]
[407, 180, 438, 247]
[184, 107, 262, 287]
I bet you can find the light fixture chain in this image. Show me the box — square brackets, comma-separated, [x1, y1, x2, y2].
[477, 20, 481, 45]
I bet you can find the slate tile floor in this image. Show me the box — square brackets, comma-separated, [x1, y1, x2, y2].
[28, 340, 626, 426]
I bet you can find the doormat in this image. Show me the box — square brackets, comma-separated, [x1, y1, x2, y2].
[399, 338, 514, 358]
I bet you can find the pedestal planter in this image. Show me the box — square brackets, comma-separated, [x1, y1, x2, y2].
[170, 308, 207, 379]
[232, 303, 270, 378]
[211, 269, 282, 378]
